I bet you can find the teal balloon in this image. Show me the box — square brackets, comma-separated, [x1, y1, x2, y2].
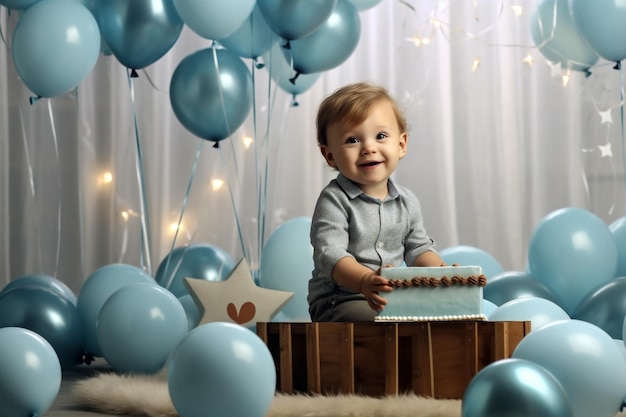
[530, 0, 598, 72]
[168, 322, 276, 417]
[609, 216, 626, 277]
[11, 0, 100, 98]
[155, 243, 236, 298]
[349, 0, 382, 11]
[263, 43, 321, 95]
[513, 320, 626, 417]
[572, 276, 626, 339]
[259, 217, 313, 320]
[439, 245, 504, 279]
[489, 297, 570, 331]
[0, 287, 85, 370]
[285, 0, 361, 74]
[462, 358, 572, 417]
[77, 263, 155, 357]
[527, 207, 618, 315]
[178, 294, 200, 330]
[173, 0, 255, 40]
[569, 0, 626, 62]
[484, 270, 564, 307]
[1, 273, 77, 305]
[97, 284, 187, 374]
[170, 47, 253, 142]
[0, 0, 40, 9]
[219, 4, 278, 59]
[0, 327, 61, 417]
[99, 0, 183, 70]
[258, 0, 337, 40]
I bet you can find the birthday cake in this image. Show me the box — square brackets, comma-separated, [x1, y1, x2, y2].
[376, 266, 487, 321]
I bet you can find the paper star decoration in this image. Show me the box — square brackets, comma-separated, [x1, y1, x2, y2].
[184, 258, 294, 327]
[599, 142, 613, 158]
[599, 109, 613, 125]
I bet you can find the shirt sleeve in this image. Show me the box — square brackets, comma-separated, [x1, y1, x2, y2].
[401, 187, 438, 265]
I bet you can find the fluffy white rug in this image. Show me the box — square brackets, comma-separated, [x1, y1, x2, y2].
[71, 371, 462, 417]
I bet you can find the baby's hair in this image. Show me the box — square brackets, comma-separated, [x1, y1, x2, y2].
[316, 82, 407, 146]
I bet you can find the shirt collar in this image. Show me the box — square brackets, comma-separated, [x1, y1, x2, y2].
[336, 173, 401, 201]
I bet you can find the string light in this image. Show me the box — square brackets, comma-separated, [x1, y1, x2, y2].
[561, 69, 571, 87]
[169, 222, 181, 234]
[121, 211, 129, 221]
[522, 52, 534, 67]
[211, 178, 224, 191]
[511, 4, 523, 17]
[99, 171, 113, 186]
[471, 58, 481, 72]
[242, 136, 254, 149]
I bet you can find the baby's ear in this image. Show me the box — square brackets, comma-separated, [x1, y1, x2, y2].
[399, 133, 408, 159]
[320, 145, 336, 168]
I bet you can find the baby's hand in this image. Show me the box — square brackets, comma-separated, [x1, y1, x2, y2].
[359, 270, 393, 312]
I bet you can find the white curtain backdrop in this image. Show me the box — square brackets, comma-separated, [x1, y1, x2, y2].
[0, 0, 623, 295]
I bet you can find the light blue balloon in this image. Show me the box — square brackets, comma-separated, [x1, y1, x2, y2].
[530, 0, 598, 72]
[155, 243, 236, 298]
[527, 207, 618, 315]
[173, 0, 255, 40]
[439, 245, 504, 279]
[348, 0, 382, 11]
[99, 0, 183, 70]
[609, 216, 626, 277]
[219, 4, 278, 59]
[482, 299, 498, 316]
[11, 0, 100, 98]
[572, 276, 626, 339]
[168, 322, 276, 417]
[170, 47, 253, 142]
[1, 273, 77, 305]
[97, 284, 187, 374]
[462, 358, 572, 417]
[178, 294, 200, 331]
[0, 327, 61, 417]
[77, 263, 155, 357]
[257, 0, 337, 40]
[569, 0, 626, 62]
[285, 0, 361, 74]
[484, 270, 564, 307]
[513, 319, 626, 417]
[263, 43, 321, 96]
[489, 297, 570, 331]
[0, 0, 40, 9]
[259, 217, 313, 320]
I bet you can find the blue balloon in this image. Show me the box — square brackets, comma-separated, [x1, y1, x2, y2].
[462, 358, 572, 417]
[609, 216, 626, 277]
[99, 0, 183, 70]
[348, 0, 382, 11]
[0, 327, 61, 417]
[155, 243, 236, 298]
[530, 0, 598, 72]
[173, 0, 255, 40]
[258, 0, 337, 40]
[219, 4, 278, 59]
[97, 284, 188, 374]
[11, 0, 100, 98]
[513, 320, 626, 417]
[439, 245, 504, 279]
[77, 263, 155, 357]
[482, 299, 498, 316]
[0, 0, 40, 9]
[1, 273, 77, 305]
[178, 294, 200, 331]
[484, 270, 564, 307]
[572, 276, 626, 339]
[527, 207, 618, 315]
[569, 0, 626, 62]
[284, 0, 361, 74]
[170, 47, 253, 142]
[263, 43, 321, 96]
[168, 322, 276, 417]
[0, 287, 85, 370]
[489, 297, 570, 331]
[259, 217, 313, 320]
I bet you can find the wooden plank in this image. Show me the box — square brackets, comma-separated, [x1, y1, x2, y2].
[278, 323, 293, 393]
[493, 321, 508, 361]
[256, 322, 268, 344]
[306, 323, 321, 393]
[384, 323, 399, 395]
[466, 322, 479, 377]
[340, 323, 355, 393]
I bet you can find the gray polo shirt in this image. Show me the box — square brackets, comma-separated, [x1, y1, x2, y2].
[308, 174, 437, 305]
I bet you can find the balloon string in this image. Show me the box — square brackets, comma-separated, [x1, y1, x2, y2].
[218, 145, 248, 261]
[619, 61, 626, 216]
[126, 69, 153, 274]
[162, 140, 205, 290]
[0, 7, 7, 50]
[251, 59, 263, 271]
[46, 100, 62, 279]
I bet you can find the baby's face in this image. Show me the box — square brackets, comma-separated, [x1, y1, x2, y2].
[321, 100, 407, 199]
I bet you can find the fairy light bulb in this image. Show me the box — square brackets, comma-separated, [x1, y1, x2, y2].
[431, 17, 441, 28]
[561, 69, 571, 87]
[211, 178, 224, 191]
[169, 222, 180, 234]
[471, 58, 481, 72]
[243, 136, 253, 149]
[511, 4, 523, 17]
[99, 171, 113, 186]
[121, 211, 129, 221]
[522, 53, 534, 67]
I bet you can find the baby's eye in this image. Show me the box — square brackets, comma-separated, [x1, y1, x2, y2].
[376, 132, 388, 140]
[345, 136, 359, 144]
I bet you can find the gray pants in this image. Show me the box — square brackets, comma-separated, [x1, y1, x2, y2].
[309, 293, 377, 322]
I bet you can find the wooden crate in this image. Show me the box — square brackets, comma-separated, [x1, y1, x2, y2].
[256, 321, 530, 399]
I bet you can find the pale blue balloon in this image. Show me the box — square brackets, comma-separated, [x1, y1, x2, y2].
[440, 245, 504, 279]
[1, 273, 77, 305]
[482, 299, 498, 316]
[99, 0, 183, 70]
[97, 284, 188, 374]
[609, 216, 626, 277]
[569, 0, 626, 62]
[0, 0, 40, 10]
[173, 0, 255, 40]
[258, 0, 337, 40]
[178, 294, 200, 330]
[170, 48, 253, 142]
[11, 0, 100, 97]
[263, 43, 321, 96]
[484, 270, 564, 307]
[285, 0, 361, 74]
[513, 319, 626, 417]
[489, 297, 570, 331]
[462, 358, 572, 417]
[77, 263, 155, 357]
[530, 0, 598, 72]
[349, 0, 382, 11]
[0, 327, 61, 417]
[168, 322, 276, 417]
[219, 4, 278, 59]
[527, 207, 618, 315]
[573, 276, 626, 339]
[259, 217, 313, 320]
